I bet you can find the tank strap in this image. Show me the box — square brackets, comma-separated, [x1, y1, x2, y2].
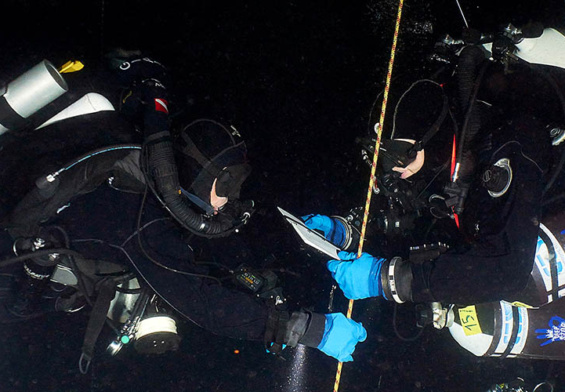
[499, 306, 520, 359]
[0, 95, 30, 131]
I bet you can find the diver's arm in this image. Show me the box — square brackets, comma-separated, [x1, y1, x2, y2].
[385, 139, 545, 305]
[310, 188, 541, 305]
[265, 309, 367, 362]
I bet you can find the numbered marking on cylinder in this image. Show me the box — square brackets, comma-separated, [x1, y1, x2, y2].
[458, 305, 482, 336]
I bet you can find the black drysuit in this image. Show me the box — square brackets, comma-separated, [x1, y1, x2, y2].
[0, 111, 269, 341]
[393, 58, 562, 304]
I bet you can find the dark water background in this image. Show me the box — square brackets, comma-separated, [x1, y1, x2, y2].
[1, 1, 565, 391]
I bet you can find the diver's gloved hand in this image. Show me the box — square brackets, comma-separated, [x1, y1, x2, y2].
[301, 214, 347, 248]
[270, 310, 365, 362]
[327, 251, 385, 300]
[318, 313, 367, 362]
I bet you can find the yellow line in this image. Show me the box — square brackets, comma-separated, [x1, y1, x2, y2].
[333, 0, 405, 391]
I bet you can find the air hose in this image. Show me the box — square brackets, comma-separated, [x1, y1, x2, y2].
[455, 46, 489, 174]
[144, 136, 235, 237]
[447, 45, 489, 215]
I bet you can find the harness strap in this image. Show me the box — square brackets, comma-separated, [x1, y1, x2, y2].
[411, 93, 450, 155]
[181, 132, 222, 178]
[80, 277, 116, 373]
[499, 306, 521, 358]
[0, 95, 30, 131]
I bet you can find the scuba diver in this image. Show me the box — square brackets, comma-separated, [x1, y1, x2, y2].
[0, 55, 366, 371]
[297, 23, 565, 360]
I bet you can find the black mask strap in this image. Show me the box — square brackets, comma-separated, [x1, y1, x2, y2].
[408, 93, 450, 158]
[180, 187, 215, 216]
[180, 132, 222, 178]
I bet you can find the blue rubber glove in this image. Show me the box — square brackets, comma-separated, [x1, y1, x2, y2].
[317, 313, 367, 362]
[301, 214, 347, 248]
[327, 251, 386, 300]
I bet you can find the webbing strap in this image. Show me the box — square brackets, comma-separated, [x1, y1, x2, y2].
[333, 1, 405, 391]
[80, 278, 116, 372]
[0, 95, 29, 131]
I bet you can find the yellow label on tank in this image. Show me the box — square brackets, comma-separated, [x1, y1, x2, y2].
[458, 305, 482, 336]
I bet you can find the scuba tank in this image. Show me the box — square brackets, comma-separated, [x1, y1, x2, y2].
[0, 59, 115, 136]
[106, 281, 181, 357]
[448, 299, 565, 360]
[437, 220, 565, 360]
[482, 25, 565, 70]
[0, 60, 68, 135]
[411, 23, 565, 361]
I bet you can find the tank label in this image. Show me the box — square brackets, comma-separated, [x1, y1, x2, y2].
[535, 315, 565, 346]
[458, 305, 482, 336]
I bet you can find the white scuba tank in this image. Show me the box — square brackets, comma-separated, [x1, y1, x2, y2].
[0, 60, 116, 136]
[447, 221, 565, 360]
[514, 28, 565, 69]
[483, 27, 565, 70]
[35, 92, 115, 129]
[446, 27, 565, 358]
[0, 60, 68, 135]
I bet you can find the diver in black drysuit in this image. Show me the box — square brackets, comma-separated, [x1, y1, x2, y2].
[303, 41, 564, 306]
[0, 57, 366, 364]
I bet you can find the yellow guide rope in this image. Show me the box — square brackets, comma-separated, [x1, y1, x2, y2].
[333, 0, 405, 390]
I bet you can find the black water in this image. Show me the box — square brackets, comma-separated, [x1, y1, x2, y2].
[1, 1, 565, 391]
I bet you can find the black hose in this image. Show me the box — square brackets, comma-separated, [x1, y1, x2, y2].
[448, 46, 489, 214]
[145, 139, 235, 237]
[147, 140, 206, 229]
[455, 46, 489, 170]
[135, 184, 223, 284]
[392, 302, 425, 342]
[51, 144, 142, 176]
[0, 248, 84, 268]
